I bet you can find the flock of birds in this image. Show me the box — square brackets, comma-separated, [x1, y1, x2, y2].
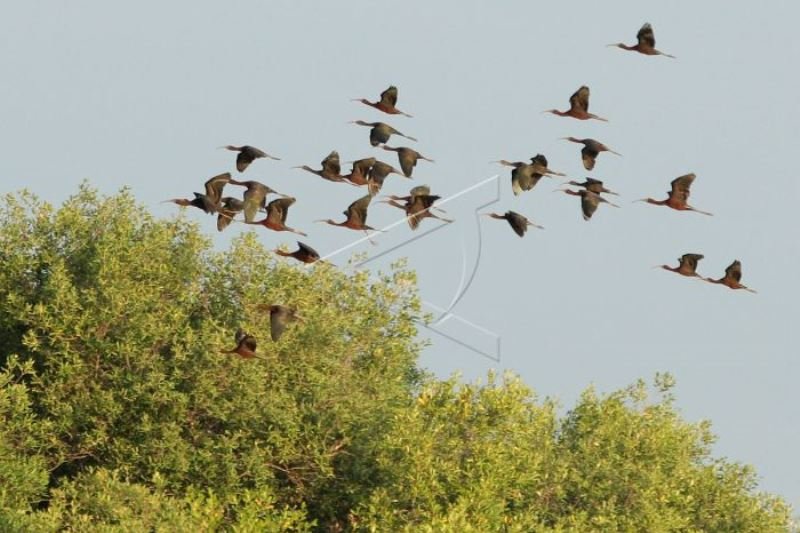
[165, 23, 757, 359]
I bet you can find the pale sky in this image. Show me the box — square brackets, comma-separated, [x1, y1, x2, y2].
[1, 1, 798, 510]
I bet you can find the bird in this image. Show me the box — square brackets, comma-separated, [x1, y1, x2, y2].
[222, 145, 280, 172]
[165, 172, 231, 214]
[483, 211, 544, 237]
[562, 177, 619, 196]
[227, 179, 286, 223]
[367, 160, 405, 196]
[561, 138, 621, 171]
[217, 196, 245, 232]
[342, 157, 376, 186]
[382, 146, 434, 177]
[349, 121, 417, 147]
[222, 329, 265, 361]
[608, 23, 676, 58]
[352, 86, 413, 117]
[380, 185, 452, 229]
[316, 194, 382, 241]
[635, 173, 713, 216]
[558, 189, 620, 220]
[658, 253, 704, 278]
[704, 260, 757, 293]
[544, 86, 608, 122]
[294, 150, 351, 184]
[246, 197, 307, 236]
[273, 241, 322, 264]
[256, 304, 305, 341]
[495, 158, 561, 196]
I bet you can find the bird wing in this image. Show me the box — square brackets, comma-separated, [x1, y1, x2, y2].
[581, 146, 598, 171]
[204, 173, 231, 204]
[409, 185, 431, 197]
[581, 192, 599, 220]
[269, 306, 294, 341]
[235, 329, 258, 352]
[398, 149, 418, 177]
[506, 211, 527, 237]
[637, 23, 656, 48]
[217, 197, 243, 232]
[670, 173, 696, 201]
[242, 183, 267, 223]
[236, 152, 254, 172]
[680, 253, 703, 273]
[569, 86, 590, 113]
[321, 151, 341, 176]
[347, 194, 372, 226]
[353, 158, 375, 175]
[530, 154, 548, 167]
[297, 241, 320, 259]
[268, 197, 296, 225]
[379, 86, 399, 107]
[724, 260, 743, 283]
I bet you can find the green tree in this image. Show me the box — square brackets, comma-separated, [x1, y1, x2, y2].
[0, 185, 795, 532]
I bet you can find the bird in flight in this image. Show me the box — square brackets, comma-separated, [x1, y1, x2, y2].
[350, 121, 417, 147]
[704, 260, 757, 293]
[609, 23, 676, 58]
[222, 145, 280, 172]
[635, 173, 713, 216]
[561, 137, 621, 171]
[352, 86, 413, 117]
[545, 86, 608, 122]
[483, 210, 544, 237]
[558, 189, 620, 220]
[658, 253, 705, 278]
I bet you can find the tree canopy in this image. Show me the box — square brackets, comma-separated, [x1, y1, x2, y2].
[0, 185, 794, 531]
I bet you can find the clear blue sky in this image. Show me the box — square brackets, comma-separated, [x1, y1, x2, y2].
[1, 1, 797, 510]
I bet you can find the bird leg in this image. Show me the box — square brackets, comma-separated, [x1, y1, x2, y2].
[688, 206, 713, 216]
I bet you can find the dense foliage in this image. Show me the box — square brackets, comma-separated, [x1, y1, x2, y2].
[0, 186, 794, 531]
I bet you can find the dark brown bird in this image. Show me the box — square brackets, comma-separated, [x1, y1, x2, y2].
[217, 196, 245, 232]
[559, 189, 620, 220]
[222, 329, 266, 361]
[495, 157, 562, 196]
[222, 145, 280, 172]
[316, 194, 382, 240]
[351, 86, 413, 117]
[561, 137, 622, 171]
[256, 304, 305, 341]
[704, 260, 757, 293]
[349, 121, 417, 147]
[367, 160, 405, 196]
[274, 241, 322, 264]
[545, 86, 608, 122]
[562, 178, 619, 196]
[382, 146, 434, 177]
[380, 185, 452, 229]
[227, 179, 286, 223]
[294, 150, 351, 184]
[659, 253, 704, 278]
[483, 211, 544, 237]
[635, 173, 713, 216]
[247, 197, 307, 236]
[609, 23, 676, 58]
[165, 172, 231, 214]
[342, 157, 375, 186]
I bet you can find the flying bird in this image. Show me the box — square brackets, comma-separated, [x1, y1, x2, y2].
[483, 211, 544, 237]
[352, 86, 413, 117]
[558, 189, 620, 220]
[609, 23, 676, 58]
[216, 196, 245, 232]
[247, 197, 307, 236]
[659, 253, 704, 278]
[635, 173, 713, 216]
[316, 194, 382, 242]
[545, 86, 608, 122]
[382, 146, 434, 177]
[222, 145, 280, 172]
[227, 179, 286, 223]
[349, 121, 417, 147]
[561, 137, 621, 171]
[495, 157, 563, 196]
[562, 177, 619, 196]
[294, 150, 351, 184]
[380, 185, 452, 229]
[704, 260, 757, 293]
[367, 160, 405, 196]
[342, 157, 376, 186]
[257, 304, 305, 341]
[222, 329, 266, 361]
[165, 172, 231, 214]
[274, 241, 323, 264]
